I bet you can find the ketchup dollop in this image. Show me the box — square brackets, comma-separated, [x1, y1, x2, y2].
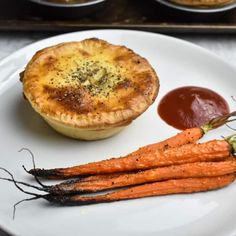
[158, 86, 229, 130]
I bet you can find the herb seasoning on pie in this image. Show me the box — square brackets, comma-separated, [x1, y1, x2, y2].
[21, 38, 159, 140]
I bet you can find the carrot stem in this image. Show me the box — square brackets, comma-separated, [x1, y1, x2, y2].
[225, 134, 236, 154]
[201, 111, 236, 134]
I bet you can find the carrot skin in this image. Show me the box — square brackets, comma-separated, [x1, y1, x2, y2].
[30, 140, 231, 178]
[45, 175, 235, 205]
[82, 155, 236, 182]
[80, 173, 123, 182]
[145, 127, 203, 150]
[64, 154, 236, 183]
[51, 160, 236, 194]
[29, 128, 204, 179]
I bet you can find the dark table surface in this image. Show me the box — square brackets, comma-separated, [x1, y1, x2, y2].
[0, 230, 9, 236]
[1, 0, 236, 33]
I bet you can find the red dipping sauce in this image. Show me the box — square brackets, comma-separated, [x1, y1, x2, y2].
[158, 86, 230, 130]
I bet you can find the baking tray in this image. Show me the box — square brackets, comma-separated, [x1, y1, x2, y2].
[1, 0, 236, 34]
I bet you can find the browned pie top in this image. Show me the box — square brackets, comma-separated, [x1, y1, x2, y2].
[22, 38, 159, 129]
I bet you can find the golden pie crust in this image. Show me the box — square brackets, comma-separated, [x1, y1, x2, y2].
[170, 0, 233, 7]
[21, 38, 159, 140]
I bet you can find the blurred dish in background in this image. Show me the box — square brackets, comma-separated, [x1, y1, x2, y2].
[170, 0, 234, 7]
[28, 0, 107, 18]
[155, 0, 236, 12]
[46, 0, 94, 3]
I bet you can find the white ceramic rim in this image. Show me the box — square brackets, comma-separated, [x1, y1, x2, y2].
[155, 0, 236, 13]
[28, 0, 106, 8]
[0, 29, 236, 236]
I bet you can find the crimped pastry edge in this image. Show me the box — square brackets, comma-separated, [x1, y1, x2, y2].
[22, 38, 159, 135]
[43, 115, 128, 140]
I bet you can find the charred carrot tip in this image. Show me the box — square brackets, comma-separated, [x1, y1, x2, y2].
[44, 194, 101, 206]
[29, 168, 89, 180]
[29, 169, 61, 178]
[44, 194, 79, 205]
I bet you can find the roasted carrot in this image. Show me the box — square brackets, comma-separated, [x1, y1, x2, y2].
[29, 113, 236, 179]
[80, 173, 124, 182]
[48, 159, 236, 194]
[51, 159, 236, 194]
[70, 155, 236, 183]
[3, 173, 234, 218]
[30, 139, 232, 178]
[44, 175, 235, 205]
[3, 158, 236, 195]
[29, 128, 204, 179]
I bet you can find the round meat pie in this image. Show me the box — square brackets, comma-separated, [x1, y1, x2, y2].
[21, 38, 159, 140]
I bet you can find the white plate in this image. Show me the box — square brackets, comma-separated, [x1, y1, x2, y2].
[0, 30, 236, 236]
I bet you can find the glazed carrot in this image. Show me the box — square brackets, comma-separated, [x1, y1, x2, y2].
[49, 159, 236, 194]
[29, 113, 236, 179]
[44, 175, 235, 205]
[29, 128, 204, 179]
[72, 155, 236, 183]
[30, 139, 232, 178]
